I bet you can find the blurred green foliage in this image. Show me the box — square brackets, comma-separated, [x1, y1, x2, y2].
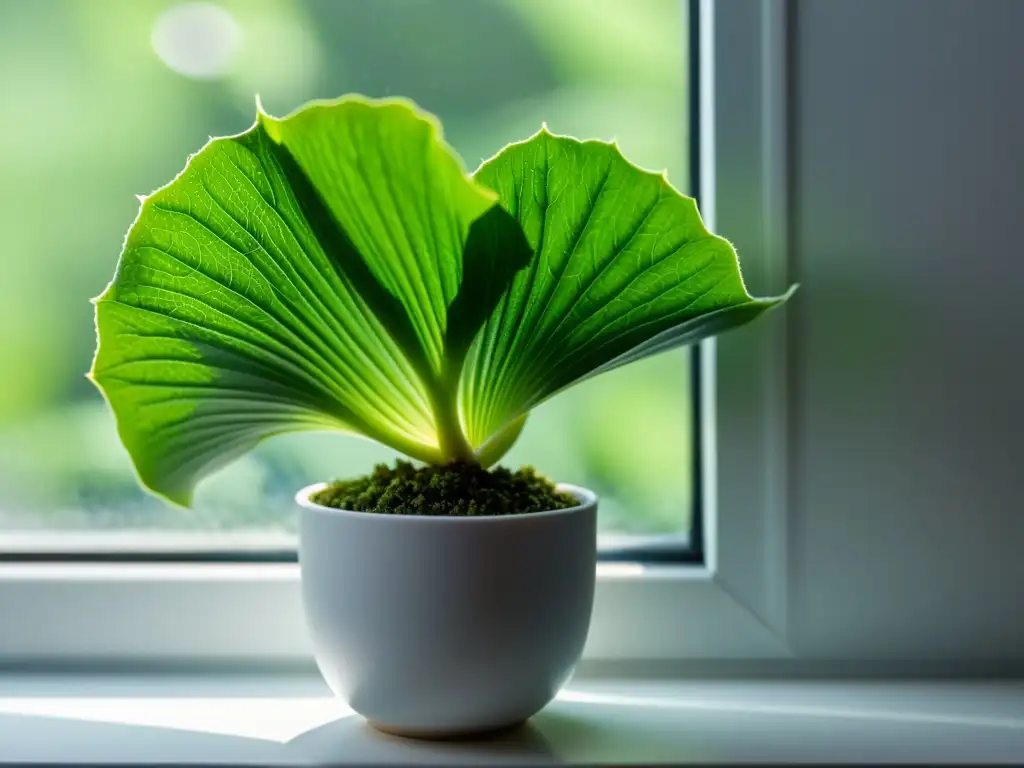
[0, 0, 692, 535]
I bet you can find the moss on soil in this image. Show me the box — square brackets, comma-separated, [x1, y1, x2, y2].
[310, 460, 578, 516]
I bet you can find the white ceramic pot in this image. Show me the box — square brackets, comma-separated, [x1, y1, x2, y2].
[296, 483, 597, 739]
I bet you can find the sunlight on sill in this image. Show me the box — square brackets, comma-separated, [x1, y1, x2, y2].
[557, 690, 1024, 731]
[0, 697, 350, 742]
[0, 685, 1020, 746]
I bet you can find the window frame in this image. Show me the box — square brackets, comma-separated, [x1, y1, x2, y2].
[0, 0, 792, 665]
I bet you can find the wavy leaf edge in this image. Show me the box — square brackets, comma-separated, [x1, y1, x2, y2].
[89, 97, 795, 506]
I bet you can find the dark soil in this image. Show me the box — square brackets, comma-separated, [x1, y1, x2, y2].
[310, 460, 578, 516]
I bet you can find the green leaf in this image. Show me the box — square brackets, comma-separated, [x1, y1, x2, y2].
[91, 96, 528, 505]
[258, 99, 503, 376]
[91, 96, 792, 507]
[462, 128, 793, 455]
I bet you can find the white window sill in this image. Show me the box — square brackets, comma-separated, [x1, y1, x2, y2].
[0, 671, 1021, 764]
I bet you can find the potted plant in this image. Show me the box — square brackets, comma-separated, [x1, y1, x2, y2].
[89, 95, 793, 738]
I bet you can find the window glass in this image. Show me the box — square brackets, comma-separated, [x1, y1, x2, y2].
[0, 0, 691, 538]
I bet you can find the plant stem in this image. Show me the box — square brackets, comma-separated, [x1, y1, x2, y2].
[429, 363, 477, 464]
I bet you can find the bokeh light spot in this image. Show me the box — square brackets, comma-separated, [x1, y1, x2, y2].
[151, 2, 240, 79]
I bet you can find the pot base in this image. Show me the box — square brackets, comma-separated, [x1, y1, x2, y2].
[368, 718, 528, 741]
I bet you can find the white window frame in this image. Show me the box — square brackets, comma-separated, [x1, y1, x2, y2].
[0, 0, 793, 666]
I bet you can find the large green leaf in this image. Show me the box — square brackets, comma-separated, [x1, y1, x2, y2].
[91, 96, 529, 505]
[462, 128, 793, 454]
[92, 96, 792, 506]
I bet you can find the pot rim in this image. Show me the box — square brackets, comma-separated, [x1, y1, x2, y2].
[296, 481, 597, 523]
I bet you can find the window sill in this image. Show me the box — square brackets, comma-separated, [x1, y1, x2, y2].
[0, 562, 791, 662]
[0, 671, 1020, 764]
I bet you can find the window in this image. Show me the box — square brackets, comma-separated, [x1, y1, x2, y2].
[0, 0, 697, 554]
[0, 0, 1017, 681]
[0, 0, 792, 664]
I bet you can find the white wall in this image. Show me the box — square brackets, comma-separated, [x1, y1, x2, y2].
[772, 0, 1024, 661]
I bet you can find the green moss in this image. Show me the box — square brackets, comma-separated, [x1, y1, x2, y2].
[310, 460, 579, 516]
